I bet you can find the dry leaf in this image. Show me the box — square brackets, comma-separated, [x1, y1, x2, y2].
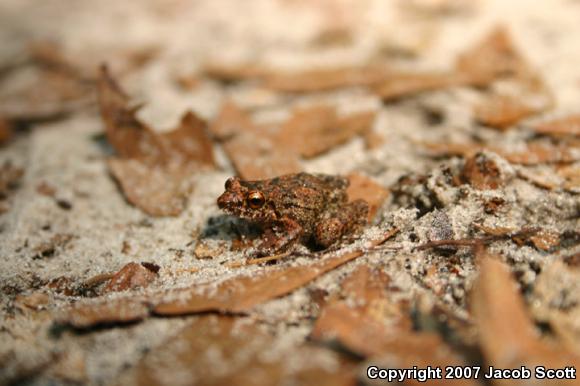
[98, 66, 215, 216]
[277, 105, 377, 158]
[529, 230, 560, 252]
[455, 25, 527, 84]
[472, 254, 580, 385]
[211, 101, 301, 179]
[557, 165, 580, 191]
[203, 62, 267, 83]
[265, 65, 390, 92]
[0, 119, 13, 145]
[223, 131, 302, 180]
[125, 316, 356, 386]
[0, 41, 93, 123]
[0, 161, 23, 199]
[154, 228, 398, 316]
[374, 71, 465, 101]
[312, 274, 475, 386]
[108, 159, 194, 216]
[346, 173, 389, 221]
[102, 262, 158, 293]
[460, 152, 505, 190]
[532, 115, 580, 137]
[421, 141, 580, 165]
[58, 298, 150, 329]
[474, 94, 546, 130]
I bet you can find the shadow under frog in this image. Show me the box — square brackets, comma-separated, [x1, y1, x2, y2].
[216, 172, 369, 256]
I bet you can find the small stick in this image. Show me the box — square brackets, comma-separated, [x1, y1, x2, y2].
[415, 227, 540, 251]
[226, 251, 292, 268]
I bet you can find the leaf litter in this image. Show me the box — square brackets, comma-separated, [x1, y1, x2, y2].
[2, 3, 580, 385]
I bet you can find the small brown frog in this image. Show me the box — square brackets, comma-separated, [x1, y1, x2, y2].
[217, 172, 369, 255]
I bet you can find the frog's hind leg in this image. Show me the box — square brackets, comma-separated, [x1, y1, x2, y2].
[315, 199, 369, 248]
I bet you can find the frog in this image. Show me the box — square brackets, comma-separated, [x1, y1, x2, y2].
[217, 172, 369, 255]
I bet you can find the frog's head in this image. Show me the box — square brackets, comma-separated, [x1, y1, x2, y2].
[217, 177, 276, 221]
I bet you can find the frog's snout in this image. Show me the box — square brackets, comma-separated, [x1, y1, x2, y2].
[217, 191, 242, 211]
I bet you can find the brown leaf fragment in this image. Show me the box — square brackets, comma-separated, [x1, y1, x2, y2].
[211, 101, 302, 179]
[529, 230, 560, 252]
[154, 229, 398, 316]
[102, 262, 158, 293]
[265, 65, 390, 93]
[563, 252, 580, 268]
[461, 152, 505, 189]
[58, 298, 149, 329]
[277, 105, 377, 158]
[346, 173, 389, 221]
[108, 159, 193, 216]
[0, 41, 94, 124]
[500, 143, 579, 165]
[209, 100, 257, 141]
[98, 67, 215, 167]
[98, 66, 215, 216]
[126, 316, 356, 386]
[312, 302, 475, 385]
[0, 161, 24, 199]
[0, 119, 13, 145]
[223, 131, 302, 180]
[32, 234, 73, 260]
[15, 292, 50, 311]
[557, 164, 580, 191]
[203, 62, 267, 83]
[374, 71, 465, 101]
[455, 26, 528, 84]
[36, 181, 56, 197]
[532, 115, 580, 137]
[421, 141, 580, 165]
[472, 254, 580, 385]
[474, 94, 544, 130]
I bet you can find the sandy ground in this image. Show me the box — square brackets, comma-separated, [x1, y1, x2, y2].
[0, 0, 579, 385]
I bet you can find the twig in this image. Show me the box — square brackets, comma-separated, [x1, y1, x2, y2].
[415, 227, 540, 251]
[226, 251, 292, 268]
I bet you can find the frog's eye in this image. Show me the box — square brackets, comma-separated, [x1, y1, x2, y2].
[247, 191, 265, 209]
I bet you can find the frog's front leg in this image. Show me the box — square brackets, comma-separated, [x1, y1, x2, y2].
[255, 218, 303, 256]
[315, 199, 369, 248]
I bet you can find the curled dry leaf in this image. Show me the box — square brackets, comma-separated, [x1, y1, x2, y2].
[472, 254, 580, 385]
[123, 316, 355, 386]
[154, 228, 398, 316]
[346, 173, 389, 221]
[98, 66, 215, 216]
[102, 262, 159, 293]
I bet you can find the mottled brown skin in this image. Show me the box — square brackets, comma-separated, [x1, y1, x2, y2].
[217, 172, 369, 255]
